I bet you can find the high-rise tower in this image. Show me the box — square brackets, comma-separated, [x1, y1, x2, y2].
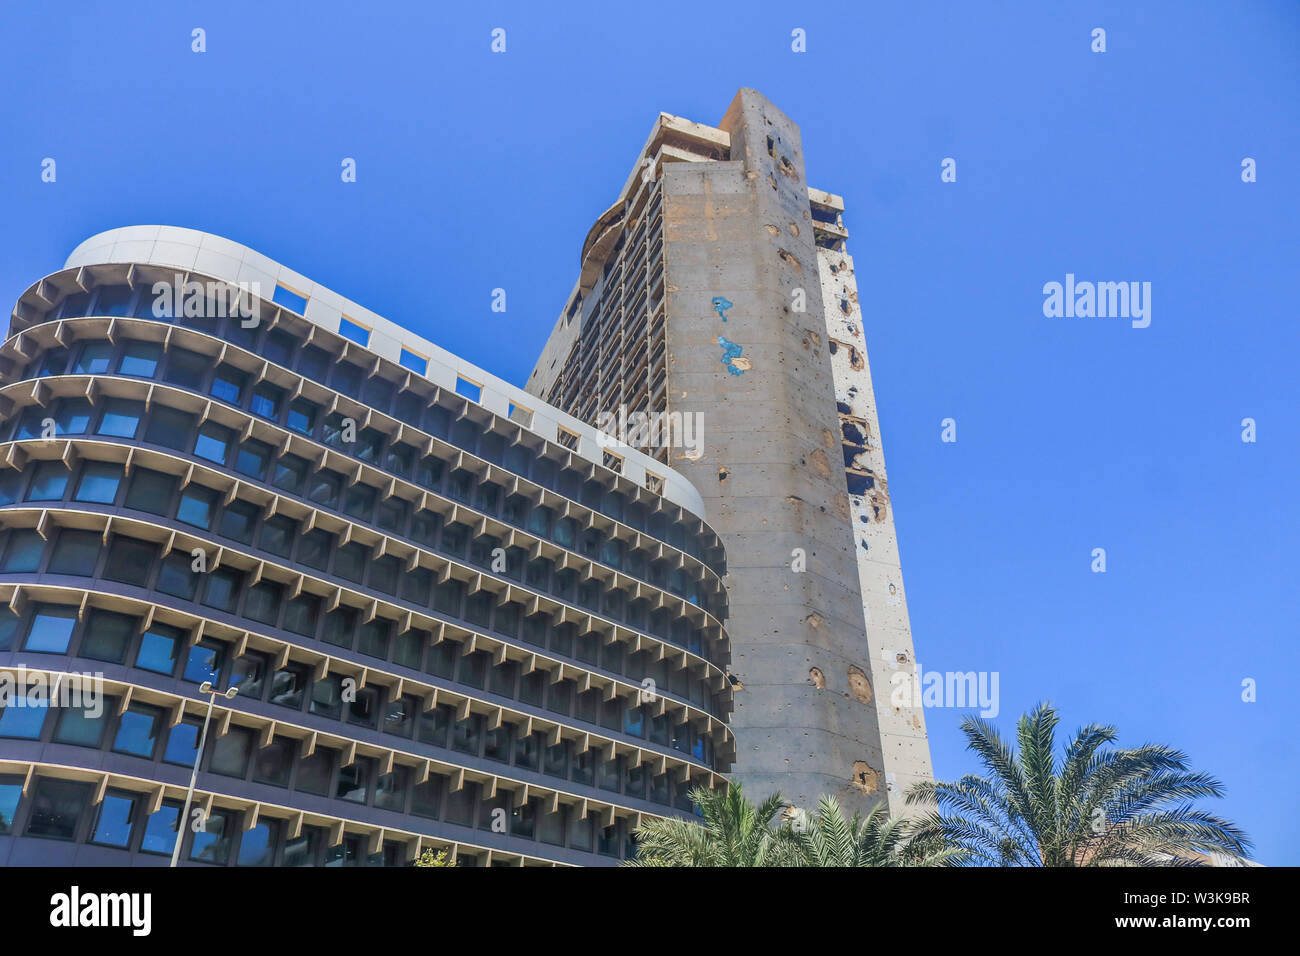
[528, 89, 930, 815]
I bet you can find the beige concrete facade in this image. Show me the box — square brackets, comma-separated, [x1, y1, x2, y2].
[528, 89, 931, 815]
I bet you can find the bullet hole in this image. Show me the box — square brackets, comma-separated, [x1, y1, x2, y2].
[841, 420, 867, 445]
[822, 428, 835, 449]
[768, 173, 778, 191]
[764, 224, 780, 236]
[807, 448, 831, 479]
[896, 652, 909, 665]
[807, 330, 821, 348]
[778, 154, 799, 181]
[808, 667, 826, 689]
[845, 471, 873, 496]
[718, 467, 729, 482]
[777, 248, 803, 273]
[851, 761, 880, 795]
[859, 539, 869, 552]
[789, 222, 800, 237]
[847, 665, 873, 704]
[859, 515, 868, 523]
[828, 338, 864, 370]
[786, 495, 803, 505]
[836, 401, 851, 415]
[804, 611, 825, 629]
[840, 297, 852, 315]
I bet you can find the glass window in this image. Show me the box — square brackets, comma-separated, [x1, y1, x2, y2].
[0, 687, 50, 738]
[139, 800, 182, 855]
[252, 737, 293, 787]
[357, 619, 389, 659]
[259, 516, 295, 557]
[234, 439, 272, 480]
[295, 747, 334, 795]
[219, 499, 259, 543]
[73, 341, 113, 374]
[47, 529, 101, 576]
[144, 405, 192, 451]
[209, 365, 246, 405]
[79, 609, 135, 663]
[237, 820, 278, 866]
[96, 399, 144, 438]
[163, 347, 208, 387]
[298, 346, 331, 383]
[335, 757, 374, 804]
[273, 285, 308, 314]
[1, 529, 44, 571]
[0, 608, 18, 652]
[243, 580, 282, 626]
[346, 688, 378, 729]
[210, 726, 253, 778]
[24, 604, 77, 654]
[202, 567, 242, 613]
[339, 317, 370, 346]
[184, 640, 224, 684]
[102, 537, 156, 587]
[309, 676, 343, 720]
[250, 383, 284, 421]
[269, 664, 309, 709]
[399, 348, 427, 374]
[282, 593, 319, 637]
[375, 766, 409, 811]
[72, 461, 122, 503]
[89, 791, 138, 848]
[24, 778, 90, 841]
[321, 607, 357, 648]
[163, 719, 201, 766]
[189, 808, 236, 864]
[137, 624, 182, 675]
[0, 777, 20, 835]
[177, 484, 218, 529]
[282, 827, 321, 867]
[307, 471, 339, 507]
[271, 453, 308, 494]
[25, 460, 70, 501]
[155, 551, 198, 600]
[287, 399, 317, 435]
[118, 341, 161, 377]
[194, 421, 233, 464]
[124, 468, 177, 515]
[113, 706, 161, 758]
[264, 330, 297, 367]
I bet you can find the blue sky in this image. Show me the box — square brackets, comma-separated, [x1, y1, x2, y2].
[1, 1, 1296, 863]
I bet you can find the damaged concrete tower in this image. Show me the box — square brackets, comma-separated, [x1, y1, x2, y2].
[528, 88, 931, 815]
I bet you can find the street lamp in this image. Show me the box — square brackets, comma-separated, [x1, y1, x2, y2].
[169, 680, 238, 868]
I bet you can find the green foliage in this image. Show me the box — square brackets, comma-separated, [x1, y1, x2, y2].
[413, 848, 458, 867]
[905, 701, 1252, 866]
[626, 782, 954, 867]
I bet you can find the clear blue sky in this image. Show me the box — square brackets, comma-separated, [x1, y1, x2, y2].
[1, 1, 1295, 864]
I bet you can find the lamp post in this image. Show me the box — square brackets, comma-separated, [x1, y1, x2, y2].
[169, 680, 238, 868]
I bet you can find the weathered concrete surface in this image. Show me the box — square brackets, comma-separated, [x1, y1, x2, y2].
[527, 88, 933, 817]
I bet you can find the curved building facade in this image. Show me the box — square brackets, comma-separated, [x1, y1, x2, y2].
[0, 226, 734, 866]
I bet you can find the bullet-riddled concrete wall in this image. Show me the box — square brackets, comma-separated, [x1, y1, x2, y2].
[658, 89, 894, 815]
[817, 244, 933, 813]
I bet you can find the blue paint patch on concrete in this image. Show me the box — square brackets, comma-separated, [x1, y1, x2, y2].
[711, 296, 733, 321]
[718, 336, 745, 375]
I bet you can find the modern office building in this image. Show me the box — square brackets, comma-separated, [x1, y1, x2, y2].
[528, 89, 931, 815]
[0, 226, 734, 866]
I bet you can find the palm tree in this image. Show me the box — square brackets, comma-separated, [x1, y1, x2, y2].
[795, 794, 964, 867]
[627, 782, 803, 866]
[905, 702, 1251, 866]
